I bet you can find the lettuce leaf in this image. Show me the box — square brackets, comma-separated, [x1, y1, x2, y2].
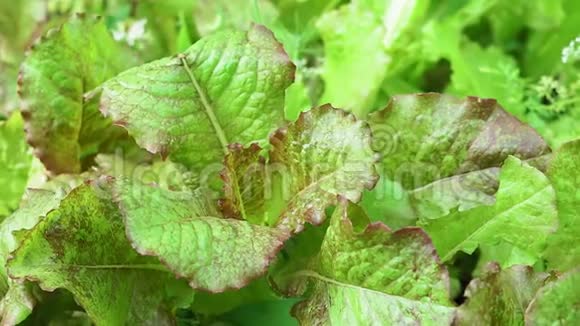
[220, 106, 378, 231]
[0, 113, 31, 218]
[116, 179, 289, 292]
[368, 93, 550, 220]
[289, 198, 454, 324]
[8, 180, 193, 324]
[19, 15, 140, 173]
[421, 156, 558, 266]
[101, 24, 295, 174]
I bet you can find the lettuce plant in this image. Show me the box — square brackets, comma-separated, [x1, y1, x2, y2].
[0, 4, 579, 326]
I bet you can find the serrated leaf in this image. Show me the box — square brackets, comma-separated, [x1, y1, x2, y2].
[220, 106, 378, 231]
[544, 140, 580, 271]
[290, 198, 454, 325]
[525, 268, 580, 325]
[115, 179, 290, 292]
[421, 156, 558, 265]
[368, 93, 551, 220]
[0, 113, 32, 218]
[101, 24, 295, 174]
[455, 263, 549, 325]
[19, 15, 139, 174]
[7, 181, 192, 325]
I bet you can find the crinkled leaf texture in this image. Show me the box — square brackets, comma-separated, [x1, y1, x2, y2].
[7, 181, 192, 325]
[290, 198, 454, 325]
[368, 93, 551, 220]
[115, 179, 289, 293]
[455, 263, 548, 325]
[525, 268, 580, 325]
[19, 14, 139, 174]
[220, 105, 378, 232]
[101, 24, 295, 173]
[0, 189, 64, 324]
[421, 156, 557, 266]
[543, 140, 580, 271]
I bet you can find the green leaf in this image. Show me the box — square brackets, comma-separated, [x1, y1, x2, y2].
[219, 143, 268, 224]
[421, 156, 558, 266]
[101, 24, 295, 174]
[0, 112, 32, 218]
[283, 72, 311, 121]
[0, 0, 44, 114]
[523, 3, 580, 77]
[544, 139, 580, 271]
[1, 190, 64, 291]
[220, 106, 378, 231]
[273, 0, 339, 35]
[475, 242, 539, 273]
[193, 0, 279, 37]
[176, 12, 193, 52]
[19, 15, 140, 174]
[446, 42, 527, 119]
[0, 189, 64, 324]
[291, 199, 454, 325]
[360, 178, 416, 230]
[525, 268, 580, 324]
[115, 179, 290, 292]
[316, 0, 429, 116]
[368, 93, 551, 220]
[455, 263, 549, 325]
[0, 282, 35, 325]
[8, 181, 192, 324]
[269, 220, 329, 298]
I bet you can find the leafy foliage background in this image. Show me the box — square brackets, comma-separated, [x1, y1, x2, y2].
[0, 0, 579, 325]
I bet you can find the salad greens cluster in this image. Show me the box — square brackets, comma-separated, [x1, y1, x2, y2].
[0, 0, 579, 325]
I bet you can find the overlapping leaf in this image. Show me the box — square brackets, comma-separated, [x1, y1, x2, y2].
[421, 156, 557, 266]
[115, 179, 289, 293]
[0, 189, 64, 324]
[19, 15, 139, 173]
[368, 93, 551, 220]
[455, 263, 548, 325]
[219, 106, 378, 231]
[290, 198, 454, 324]
[8, 181, 193, 324]
[101, 24, 295, 173]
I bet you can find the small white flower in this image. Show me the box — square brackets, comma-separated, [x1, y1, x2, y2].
[561, 36, 580, 64]
[112, 19, 148, 47]
[127, 19, 147, 46]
